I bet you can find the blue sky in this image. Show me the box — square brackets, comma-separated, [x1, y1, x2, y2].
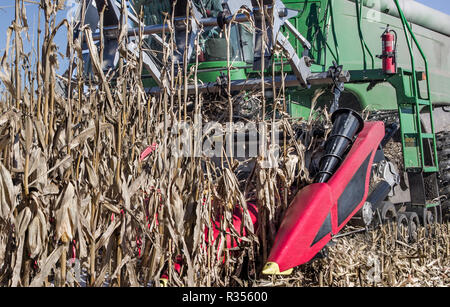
[417, 0, 450, 13]
[0, 0, 449, 75]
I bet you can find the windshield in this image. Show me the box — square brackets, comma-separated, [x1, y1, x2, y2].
[134, 0, 252, 64]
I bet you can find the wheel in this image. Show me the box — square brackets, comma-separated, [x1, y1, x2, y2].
[375, 201, 397, 230]
[397, 213, 409, 242]
[440, 160, 450, 171]
[427, 206, 443, 235]
[440, 147, 450, 156]
[444, 205, 450, 223]
[441, 172, 450, 183]
[404, 212, 420, 243]
[437, 131, 450, 218]
[425, 206, 439, 225]
[441, 185, 450, 196]
[436, 205, 444, 224]
[380, 201, 397, 224]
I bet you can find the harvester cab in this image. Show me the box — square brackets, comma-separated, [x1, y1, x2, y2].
[72, 0, 349, 94]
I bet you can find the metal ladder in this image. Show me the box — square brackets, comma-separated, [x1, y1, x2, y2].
[393, 0, 439, 174]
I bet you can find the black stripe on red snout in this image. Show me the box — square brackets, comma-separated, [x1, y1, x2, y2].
[310, 153, 372, 247]
[311, 213, 332, 247]
[337, 153, 372, 226]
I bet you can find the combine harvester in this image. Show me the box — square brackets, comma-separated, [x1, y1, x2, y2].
[72, 0, 450, 276]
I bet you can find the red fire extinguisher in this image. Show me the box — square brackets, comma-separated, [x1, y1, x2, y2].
[378, 25, 398, 75]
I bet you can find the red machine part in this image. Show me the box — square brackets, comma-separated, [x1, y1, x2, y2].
[264, 121, 385, 274]
[160, 203, 258, 286]
[381, 27, 397, 74]
[207, 203, 259, 252]
[157, 121, 385, 280]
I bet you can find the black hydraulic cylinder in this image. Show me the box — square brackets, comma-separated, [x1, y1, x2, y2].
[315, 109, 364, 183]
[367, 180, 392, 207]
[381, 122, 399, 147]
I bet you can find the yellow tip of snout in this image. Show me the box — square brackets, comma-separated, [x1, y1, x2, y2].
[262, 262, 293, 276]
[160, 278, 168, 287]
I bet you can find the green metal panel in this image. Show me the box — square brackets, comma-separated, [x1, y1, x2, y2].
[281, 0, 450, 110]
[344, 82, 398, 110]
[282, 0, 328, 67]
[286, 87, 315, 119]
[326, 0, 450, 107]
[193, 61, 248, 81]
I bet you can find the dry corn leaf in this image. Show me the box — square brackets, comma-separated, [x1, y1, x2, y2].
[55, 182, 78, 241]
[27, 209, 47, 258]
[0, 162, 17, 221]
